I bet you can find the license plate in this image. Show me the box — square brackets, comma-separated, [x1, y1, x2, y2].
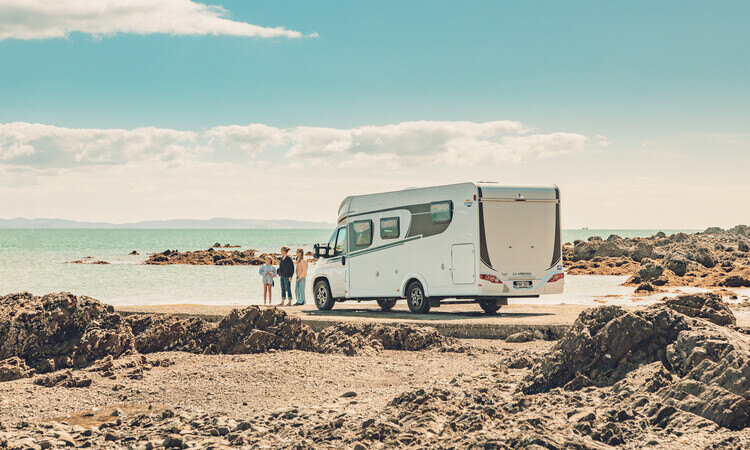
[513, 280, 532, 289]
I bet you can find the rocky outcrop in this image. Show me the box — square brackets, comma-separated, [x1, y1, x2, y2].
[207, 307, 318, 354]
[144, 248, 284, 265]
[565, 226, 750, 288]
[521, 294, 750, 430]
[0, 292, 135, 374]
[125, 314, 215, 353]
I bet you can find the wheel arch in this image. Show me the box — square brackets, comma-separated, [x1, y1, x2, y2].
[313, 275, 330, 289]
[400, 273, 429, 298]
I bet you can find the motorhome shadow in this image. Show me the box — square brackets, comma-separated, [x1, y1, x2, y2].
[311, 182, 564, 314]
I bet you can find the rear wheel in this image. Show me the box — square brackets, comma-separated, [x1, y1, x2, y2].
[377, 299, 397, 311]
[479, 299, 501, 314]
[406, 282, 430, 314]
[314, 279, 335, 311]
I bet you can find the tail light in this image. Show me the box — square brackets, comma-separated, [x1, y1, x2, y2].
[548, 273, 564, 283]
[479, 274, 502, 284]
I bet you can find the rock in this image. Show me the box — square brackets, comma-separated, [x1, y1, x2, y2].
[660, 292, 736, 326]
[505, 331, 536, 343]
[34, 370, 92, 388]
[664, 251, 690, 276]
[636, 263, 664, 282]
[635, 282, 655, 293]
[163, 436, 183, 448]
[129, 251, 139, 255]
[317, 323, 455, 356]
[341, 391, 357, 398]
[0, 357, 34, 382]
[0, 292, 134, 373]
[563, 374, 593, 391]
[722, 275, 750, 288]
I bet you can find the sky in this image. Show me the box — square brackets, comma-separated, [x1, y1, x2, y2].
[0, 0, 748, 229]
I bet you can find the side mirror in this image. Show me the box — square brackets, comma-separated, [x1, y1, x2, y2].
[313, 244, 320, 258]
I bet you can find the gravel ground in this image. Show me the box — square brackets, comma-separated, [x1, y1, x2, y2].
[0, 339, 541, 425]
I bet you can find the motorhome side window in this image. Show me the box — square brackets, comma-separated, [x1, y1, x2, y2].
[380, 217, 400, 239]
[430, 201, 453, 224]
[334, 227, 347, 256]
[350, 220, 373, 251]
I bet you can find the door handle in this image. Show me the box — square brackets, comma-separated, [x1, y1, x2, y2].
[342, 256, 346, 266]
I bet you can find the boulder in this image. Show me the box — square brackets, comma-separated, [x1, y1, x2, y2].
[0, 356, 33, 382]
[664, 251, 690, 276]
[661, 292, 735, 326]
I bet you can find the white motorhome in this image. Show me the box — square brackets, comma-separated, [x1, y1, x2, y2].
[311, 182, 564, 314]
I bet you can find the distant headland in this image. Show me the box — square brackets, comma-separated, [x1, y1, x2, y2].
[0, 217, 334, 229]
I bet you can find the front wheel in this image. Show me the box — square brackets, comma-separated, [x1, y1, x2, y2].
[479, 299, 501, 314]
[406, 282, 430, 314]
[314, 279, 335, 311]
[377, 299, 397, 311]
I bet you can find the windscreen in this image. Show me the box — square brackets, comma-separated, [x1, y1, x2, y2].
[480, 200, 558, 274]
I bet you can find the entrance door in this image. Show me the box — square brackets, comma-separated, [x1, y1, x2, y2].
[451, 243, 476, 284]
[328, 226, 348, 297]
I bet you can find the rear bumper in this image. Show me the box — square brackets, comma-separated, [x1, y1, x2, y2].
[477, 272, 564, 296]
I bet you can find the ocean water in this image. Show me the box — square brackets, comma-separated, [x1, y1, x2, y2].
[0, 228, 703, 307]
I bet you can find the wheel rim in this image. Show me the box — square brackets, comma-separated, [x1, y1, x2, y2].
[409, 287, 424, 310]
[316, 285, 328, 306]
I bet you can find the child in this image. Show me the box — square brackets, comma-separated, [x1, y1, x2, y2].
[259, 256, 277, 306]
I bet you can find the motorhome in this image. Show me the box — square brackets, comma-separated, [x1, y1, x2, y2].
[311, 182, 564, 314]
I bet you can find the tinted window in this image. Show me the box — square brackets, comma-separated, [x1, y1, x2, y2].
[430, 201, 453, 224]
[350, 220, 373, 251]
[380, 217, 400, 239]
[334, 227, 347, 256]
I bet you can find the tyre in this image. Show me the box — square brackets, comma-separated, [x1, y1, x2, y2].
[479, 299, 501, 314]
[377, 299, 397, 311]
[314, 279, 335, 311]
[406, 281, 430, 314]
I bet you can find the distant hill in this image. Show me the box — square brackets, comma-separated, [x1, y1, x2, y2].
[0, 217, 334, 229]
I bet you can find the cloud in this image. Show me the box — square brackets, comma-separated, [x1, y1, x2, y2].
[0, 120, 592, 169]
[209, 120, 589, 167]
[0, 0, 313, 41]
[0, 122, 199, 167]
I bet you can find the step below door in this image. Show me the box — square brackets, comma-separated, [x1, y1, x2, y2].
[451, 243, 476, 284]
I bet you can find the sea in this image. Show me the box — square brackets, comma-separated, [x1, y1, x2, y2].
[0, 228, 709, 307]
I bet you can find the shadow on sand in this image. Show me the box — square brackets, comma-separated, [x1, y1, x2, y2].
[302, 307, 554, 322]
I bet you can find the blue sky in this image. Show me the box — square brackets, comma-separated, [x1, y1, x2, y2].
[0, 0, 748, 227]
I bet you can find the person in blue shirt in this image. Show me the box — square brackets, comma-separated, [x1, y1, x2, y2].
[259, 256, 277, 306]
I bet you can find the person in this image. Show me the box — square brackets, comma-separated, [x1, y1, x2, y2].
[258, 256, 277, 306]
[294, 248, 308, 305]
[277, 246, 294, 306]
